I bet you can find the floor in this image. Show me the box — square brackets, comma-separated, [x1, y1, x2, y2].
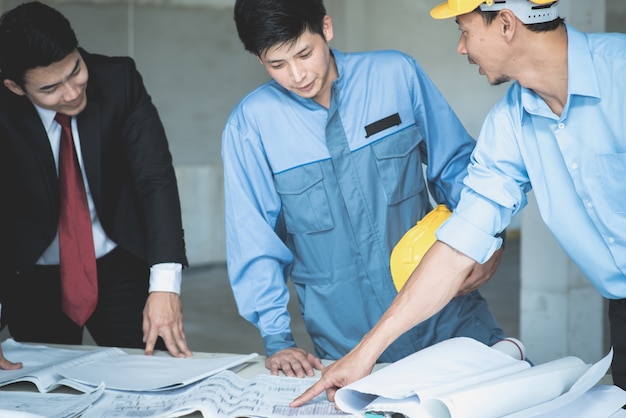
[0, 237, 521, 357]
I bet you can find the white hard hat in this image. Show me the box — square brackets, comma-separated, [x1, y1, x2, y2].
[431, 0, 560, 24]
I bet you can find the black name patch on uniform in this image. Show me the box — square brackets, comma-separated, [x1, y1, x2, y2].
[364, 113, 401, 138]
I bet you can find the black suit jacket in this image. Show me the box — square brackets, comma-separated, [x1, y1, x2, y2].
[0, 49, 188, 295]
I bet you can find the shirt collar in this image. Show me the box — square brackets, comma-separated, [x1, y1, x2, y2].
[331, 48, 345, 87]
[519, 24, 600, 119]
[34, 104, 61, 132]
[565, 24, 601, 99]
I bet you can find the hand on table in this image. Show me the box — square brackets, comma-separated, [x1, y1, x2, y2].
[142, 292, 192, 358]
[290, 348, 374, 407]
[266, 347, 324, 378]
[0, 341, 22, 370]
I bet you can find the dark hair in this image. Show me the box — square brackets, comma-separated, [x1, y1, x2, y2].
[476, 8, 564, 32]
[0, 1, 78, 87]
[234, 0, 327, 56]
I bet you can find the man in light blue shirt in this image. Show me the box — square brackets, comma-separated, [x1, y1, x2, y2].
[293, 0, 626, 406]
[223, 0, 506, 378]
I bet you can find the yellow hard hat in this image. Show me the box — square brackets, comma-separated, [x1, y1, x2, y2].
[390, 204, 451, 291]
[431, 0, 559, 24]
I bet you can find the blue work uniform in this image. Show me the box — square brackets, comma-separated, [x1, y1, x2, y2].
[222, 49, 504, 361]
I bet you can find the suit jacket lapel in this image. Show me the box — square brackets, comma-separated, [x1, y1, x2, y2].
[16, 98, 59, 205]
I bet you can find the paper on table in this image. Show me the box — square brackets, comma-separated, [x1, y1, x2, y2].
[55, 352, 259, 391]
[418, 356, 589, 418]
[611, 405, 626, 418]
[517, 385, 626, 418]
[0, 383, 105, 418]
[0, 339, 124, 392]
[82, 370, 357, 418]
[335, 337, 530, 413]
[335, 337, 618, 418]
[503, 348, 615, 417]
[351, 351, 586, 418]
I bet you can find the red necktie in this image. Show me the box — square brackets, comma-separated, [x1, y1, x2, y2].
[55, 113, 98, 326]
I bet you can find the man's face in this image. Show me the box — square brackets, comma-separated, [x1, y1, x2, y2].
[258, 15, 336, 107]
[4, 49, 89, 116]
[455, 12, 511, 86]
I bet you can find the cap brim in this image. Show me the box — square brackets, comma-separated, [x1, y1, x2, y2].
[430, 1, 480, 20]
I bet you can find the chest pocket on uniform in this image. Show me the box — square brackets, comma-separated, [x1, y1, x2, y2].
[372, 125, 425, 205]
[274, 164, 334, 234]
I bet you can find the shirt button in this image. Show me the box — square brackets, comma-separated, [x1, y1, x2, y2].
[608, 237, 616, 244]
[571, 162, 578, 170]
[586, 201, 593, 209]
[558, 123, 565, 129]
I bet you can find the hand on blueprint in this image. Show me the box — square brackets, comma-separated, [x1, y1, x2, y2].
[142, 292, 192, 358]
[266, 347, 324, 378]
[456, 245, 504, 296]
[0, 340, 22, 370]
[290, 346, 375, 407]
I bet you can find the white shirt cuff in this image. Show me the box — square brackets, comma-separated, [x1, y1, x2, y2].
[437, 214, 502, 264]
[149, 263, 182, 294]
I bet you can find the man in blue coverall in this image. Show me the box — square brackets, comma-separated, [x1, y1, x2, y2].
[222, 0, 507, 378]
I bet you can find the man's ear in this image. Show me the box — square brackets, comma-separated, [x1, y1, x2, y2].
[322, 14, 334, 43]
[498, 9, 518, 39]
[3, 79, 25, 96]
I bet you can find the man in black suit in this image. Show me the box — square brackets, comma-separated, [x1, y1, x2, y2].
[0, 1, 191, 368]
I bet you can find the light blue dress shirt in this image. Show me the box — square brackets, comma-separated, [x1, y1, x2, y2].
[222, 49, 504, 360]
[438, 25, 626, 299]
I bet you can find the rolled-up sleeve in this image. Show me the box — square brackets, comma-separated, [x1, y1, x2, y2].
[437, 96, 531, 263]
